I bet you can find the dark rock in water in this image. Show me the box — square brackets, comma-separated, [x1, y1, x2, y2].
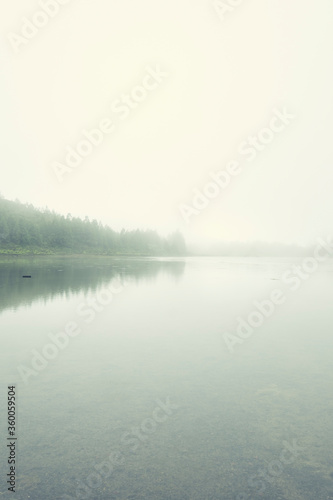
[22, 275, 32, 278]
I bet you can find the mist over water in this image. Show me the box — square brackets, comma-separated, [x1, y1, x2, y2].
[0, 256, 332, 499]
[1, 1, 333, 498]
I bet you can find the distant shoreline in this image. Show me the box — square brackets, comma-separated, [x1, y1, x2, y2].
[0, 252, 187, 259]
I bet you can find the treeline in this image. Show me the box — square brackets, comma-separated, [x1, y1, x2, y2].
[0, 197, 186, 256]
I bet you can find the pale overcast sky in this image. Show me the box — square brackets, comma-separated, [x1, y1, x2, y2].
[0, 0, 332, 245]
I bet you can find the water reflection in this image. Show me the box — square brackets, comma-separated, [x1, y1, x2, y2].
[0, 257, 185, 314]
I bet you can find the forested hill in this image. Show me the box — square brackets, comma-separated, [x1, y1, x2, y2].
[0, 197, 186, 256]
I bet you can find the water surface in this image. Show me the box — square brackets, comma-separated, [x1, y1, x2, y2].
[0, 256, 332, 499]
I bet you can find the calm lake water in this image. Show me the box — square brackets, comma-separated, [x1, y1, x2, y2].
[0, 256, 333, 500]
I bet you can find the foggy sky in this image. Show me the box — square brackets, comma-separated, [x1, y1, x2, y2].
[1, 0, 332, 246]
